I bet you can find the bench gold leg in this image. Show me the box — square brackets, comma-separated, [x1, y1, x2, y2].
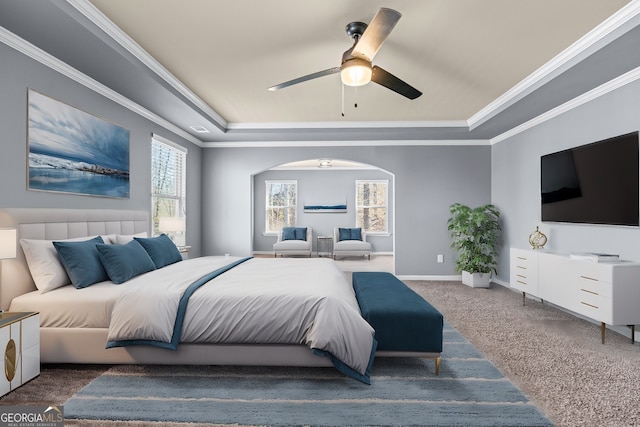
[435, 357, 441, 376]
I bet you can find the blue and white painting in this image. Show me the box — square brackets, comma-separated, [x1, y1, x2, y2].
[28, 90, 130, 198]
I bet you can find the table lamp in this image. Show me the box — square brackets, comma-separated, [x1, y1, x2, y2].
[158, 217, 186, 246]
[0, 228, 17, 312]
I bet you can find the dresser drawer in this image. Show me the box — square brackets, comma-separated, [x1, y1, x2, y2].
[571, 260, 613, 283]
[576, 292, 612, 322]
[576, 276, 612, 298]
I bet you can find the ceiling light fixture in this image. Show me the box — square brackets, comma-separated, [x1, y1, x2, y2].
[340, 58, 372, 87]
[318, 159, 332, 168]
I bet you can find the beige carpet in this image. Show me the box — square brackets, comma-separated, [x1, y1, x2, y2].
[2, 256, 639, 426]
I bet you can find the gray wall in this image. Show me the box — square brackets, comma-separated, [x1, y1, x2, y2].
[253, 168, 394, 253]
[492, 77, 640, 283]
[202, 145, 492, 276]
[0, 42, 203, 256]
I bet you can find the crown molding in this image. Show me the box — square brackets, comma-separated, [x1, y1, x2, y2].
[202, 139, 490, 148]
[226, 120, 469, 130]
[66, 0, 228, 131]
[491, 65, 640, 145]
[469, 0, 640, 130]
[0, 25, 202, 147]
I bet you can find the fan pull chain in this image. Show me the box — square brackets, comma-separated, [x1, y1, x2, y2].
[354, 86, 358, 109]
[341, 83, 345, 117]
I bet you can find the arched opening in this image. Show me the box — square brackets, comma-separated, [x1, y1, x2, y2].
[250, 158, 395, 268]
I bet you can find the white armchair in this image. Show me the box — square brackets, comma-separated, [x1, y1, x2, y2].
[273, 227, 313, 257]
[333, 227, 371, 260]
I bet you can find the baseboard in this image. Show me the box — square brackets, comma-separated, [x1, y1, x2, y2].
[397, 275, 461, 281]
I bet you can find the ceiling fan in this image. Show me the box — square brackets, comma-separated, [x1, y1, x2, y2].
[267, 7, 422, 100]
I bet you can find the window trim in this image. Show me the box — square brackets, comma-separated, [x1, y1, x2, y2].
[151, 134, 187, 244]
[265, 180, 298, 235]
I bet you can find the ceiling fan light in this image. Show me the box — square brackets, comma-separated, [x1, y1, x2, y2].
[341, 59, 372, 87]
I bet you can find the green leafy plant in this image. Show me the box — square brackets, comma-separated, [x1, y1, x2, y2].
[447, 203, 501, 274]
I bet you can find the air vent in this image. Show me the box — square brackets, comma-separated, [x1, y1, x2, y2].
[190, 126, 210, 133]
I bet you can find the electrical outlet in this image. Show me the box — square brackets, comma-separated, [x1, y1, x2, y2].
[437, 254, 444, 263]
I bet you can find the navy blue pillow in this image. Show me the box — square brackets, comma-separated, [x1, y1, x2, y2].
[339, 228, 362, 241]
[282, 227, 297, 241]
[295, 227, 307, 241]
[53, 236, 109, 288]
[134, 234, 183, 269]
[96, 240, 156, 284]
[282, 227, 307, 241]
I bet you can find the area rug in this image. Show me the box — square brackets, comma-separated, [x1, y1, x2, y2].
[64, 323, 552, 426]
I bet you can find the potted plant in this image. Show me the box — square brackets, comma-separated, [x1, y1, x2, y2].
[447, 203, 501, 288]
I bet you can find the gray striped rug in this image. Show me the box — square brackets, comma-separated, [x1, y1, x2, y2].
[64, 323, 552, 426]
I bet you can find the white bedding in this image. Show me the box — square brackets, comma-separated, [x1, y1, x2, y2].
[107, 256, 376, 379]
[12, 255, 376, 381]
[10, 281, 120, 328]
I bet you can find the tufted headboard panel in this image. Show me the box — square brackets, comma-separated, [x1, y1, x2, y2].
[0, 208, 149, 310]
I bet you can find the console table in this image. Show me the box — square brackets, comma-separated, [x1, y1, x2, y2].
[510, 248, 640, 344]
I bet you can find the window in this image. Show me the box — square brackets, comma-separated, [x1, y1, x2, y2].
[265, 180, 297, 234]
[356, 180, 388, 233]
[151, 134, 187, 246]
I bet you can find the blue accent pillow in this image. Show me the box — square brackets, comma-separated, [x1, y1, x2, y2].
[282, 227, 297, 241]
[53, 236, 109, 288]
[96, 240, 156, 284]
[134, 234, 183, 268]
[295, 227, 307, 241]
[282, 227, 307, 241]
[339, 228, 362, 241]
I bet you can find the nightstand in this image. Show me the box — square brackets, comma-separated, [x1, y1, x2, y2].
[0, 312, 40, 396]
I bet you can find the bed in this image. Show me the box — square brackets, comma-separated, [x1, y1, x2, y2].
[0, 208, 438, 383]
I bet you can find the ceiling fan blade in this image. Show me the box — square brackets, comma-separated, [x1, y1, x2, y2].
[371, 66, 422, 100]
[268, 67, 341, 91]
[351, 8, 401, 62]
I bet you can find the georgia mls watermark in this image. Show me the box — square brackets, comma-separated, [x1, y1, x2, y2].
[0, 405, 63, 427]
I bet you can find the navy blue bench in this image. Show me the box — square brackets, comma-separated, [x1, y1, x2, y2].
[352, 271, 443, 374]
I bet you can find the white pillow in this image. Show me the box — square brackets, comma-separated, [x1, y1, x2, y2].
[115, 232, 148, 244]
[20, 235, 101, 293]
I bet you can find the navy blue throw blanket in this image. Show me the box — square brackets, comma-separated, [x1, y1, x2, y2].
[106, 257, 253, 350]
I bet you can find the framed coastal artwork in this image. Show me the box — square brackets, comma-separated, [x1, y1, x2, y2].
[27, 90, 130, 198]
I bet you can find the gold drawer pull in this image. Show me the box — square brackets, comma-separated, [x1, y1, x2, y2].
[580, 301, 598, 309]
[517, 266, 527, 270]
[580, 275, 598, 282]
[517, 274, 526, 279]
[516, 256, 527, 260]
[517, 280, 527, 285]
[580, 288, 599, 296]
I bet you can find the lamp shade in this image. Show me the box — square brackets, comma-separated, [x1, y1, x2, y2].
[340, 58, 372, 87]
[158, 217, 186, 233]
[0, 228, 17, 260]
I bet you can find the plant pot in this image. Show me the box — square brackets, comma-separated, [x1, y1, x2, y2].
[462, 271, 491, 288]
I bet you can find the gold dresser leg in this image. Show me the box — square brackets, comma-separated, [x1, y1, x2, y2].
[435, 357, 441, 376]
[601, 322, 606, 344]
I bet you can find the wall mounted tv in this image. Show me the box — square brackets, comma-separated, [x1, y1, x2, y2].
[541, 131, 639, 226]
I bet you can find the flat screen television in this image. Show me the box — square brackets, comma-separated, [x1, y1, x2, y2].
[541, 131, 639, 226]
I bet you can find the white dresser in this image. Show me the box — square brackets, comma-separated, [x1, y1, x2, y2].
[0, 312, 40, 396]
[510, 248, 640, 343]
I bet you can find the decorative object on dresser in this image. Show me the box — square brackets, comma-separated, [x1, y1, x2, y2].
[447, 203, 501, 288]
[510, 248, 640, 344]
[528, 226, 547, 250]
[0, 312, 40, 396]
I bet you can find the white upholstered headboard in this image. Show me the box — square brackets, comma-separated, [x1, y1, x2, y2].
[0, 209, 149, 310]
